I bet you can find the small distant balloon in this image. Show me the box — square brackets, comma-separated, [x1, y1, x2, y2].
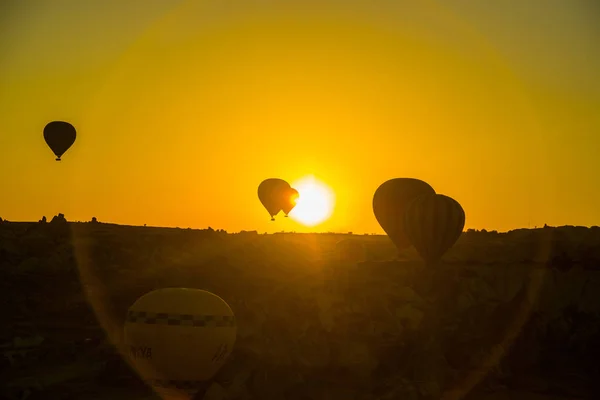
[123, 288, 236, 400]
[403, 193, 465, 266]
[281, 187, 299, 217]
[258, 178, 291, 221]
[373, 178, 436, 251]
[43, 121, 76, 161]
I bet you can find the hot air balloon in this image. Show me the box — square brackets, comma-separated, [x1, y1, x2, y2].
[281, 187, 299, 217]
[373, 178, 436, 252]
[403, 193, 465, 266]
[123, 288, 236, 400]
[43, 121, 76, 161]
[258, 178, 291, 221]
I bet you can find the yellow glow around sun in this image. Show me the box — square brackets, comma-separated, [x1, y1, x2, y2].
[289, 176, 335, 227]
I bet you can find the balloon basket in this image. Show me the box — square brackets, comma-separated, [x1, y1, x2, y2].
[55, 158, 61, 161]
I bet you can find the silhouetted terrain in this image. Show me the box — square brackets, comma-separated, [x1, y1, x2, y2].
[1, 221, 599, 399]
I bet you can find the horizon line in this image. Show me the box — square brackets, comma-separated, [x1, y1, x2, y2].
[1, 219, 597, 235]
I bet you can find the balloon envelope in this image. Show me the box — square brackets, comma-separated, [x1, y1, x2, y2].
[281, 187, 299, 216]
[373, 178, 436, 251]
[258, 178, 291, 220]
[43, 121, 76, 161]
[403, 193, 465, 265]
[123, 288, 236, 399]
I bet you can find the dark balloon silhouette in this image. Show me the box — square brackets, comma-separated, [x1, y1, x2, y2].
[403, 193, 465, 266]
[282, 188, 299, 217]
[258, 178, 291, 221]
[373, 178, 436, 251]
[43, 121, 76, 161]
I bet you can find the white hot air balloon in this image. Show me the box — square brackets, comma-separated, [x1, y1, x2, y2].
[123, 288, 237, 399]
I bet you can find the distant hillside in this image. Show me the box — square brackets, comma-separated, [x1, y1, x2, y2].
[1, 220, 599, 399]
[2, 220, 600, 272]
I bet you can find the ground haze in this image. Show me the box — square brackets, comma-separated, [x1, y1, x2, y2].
[1, 221, 598, 399]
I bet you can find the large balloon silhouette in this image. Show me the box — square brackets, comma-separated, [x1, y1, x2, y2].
[124, 288, 236, 400]
[281, 187, 299, 217]
[373, 178, 436, 251]
[43, 121, 76, 161]
[258, 178, 291, 221]
[403, 193, 465, 266]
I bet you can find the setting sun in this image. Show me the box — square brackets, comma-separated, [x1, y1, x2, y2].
[289, 176, 335, 227]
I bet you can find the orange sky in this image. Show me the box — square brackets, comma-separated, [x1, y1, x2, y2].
[1, 0, 599, 233]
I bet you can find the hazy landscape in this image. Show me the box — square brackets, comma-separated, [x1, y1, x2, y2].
[2, 217, 599, 399]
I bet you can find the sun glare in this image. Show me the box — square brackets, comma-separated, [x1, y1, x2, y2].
[289, 176, 335, 227]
